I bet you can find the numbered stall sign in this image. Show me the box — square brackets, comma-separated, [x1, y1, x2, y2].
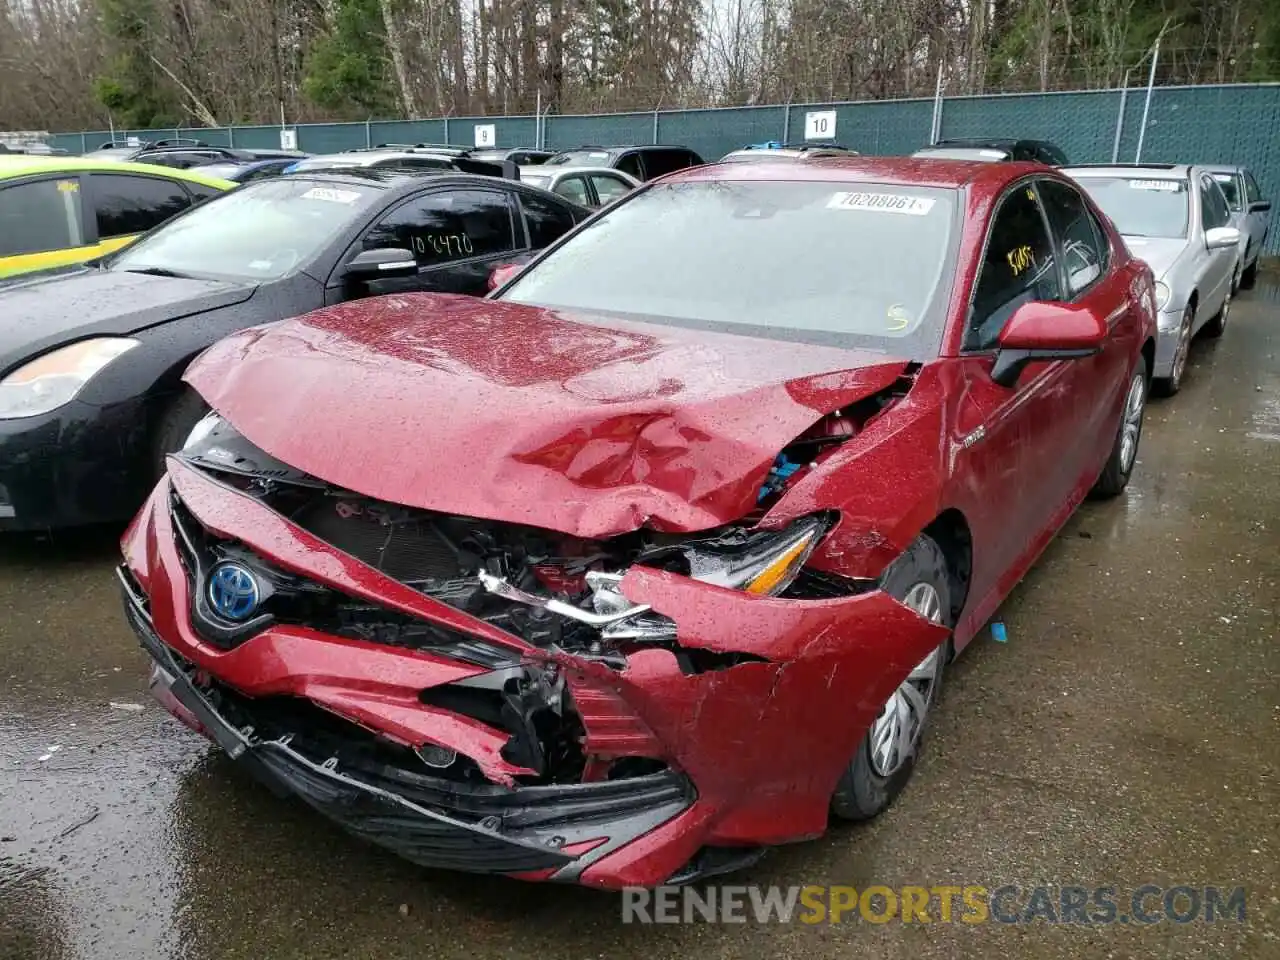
[279, 129, 298, 151]
[474, 124, 496, 148]
[804, 110, 837, 141]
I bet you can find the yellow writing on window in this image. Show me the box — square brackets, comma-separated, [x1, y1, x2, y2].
[1006, 245, 1035, 276]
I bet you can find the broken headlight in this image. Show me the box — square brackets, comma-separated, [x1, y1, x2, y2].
[594, 515, 832, 644]
[678, 514, 830, 597]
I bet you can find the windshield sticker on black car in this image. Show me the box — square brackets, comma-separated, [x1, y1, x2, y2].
[827, 192, 935, 215]
[1128, 180, 1183, 192]
[301, 187, 362, 204]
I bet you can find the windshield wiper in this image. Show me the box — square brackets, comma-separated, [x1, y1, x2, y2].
[120, 266, 193, 279]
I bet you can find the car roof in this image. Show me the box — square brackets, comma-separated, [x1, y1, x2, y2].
[1201, 163, 1245, 175]
[1061, 163, 1191, 179]
[520, 164, 635, 177]
[0, 154, 235, 186]
[281, 168, 535, 197]
[555, 144, 693, 153]
[934, 137, 1054, 149]
[677, 155, 1045, 191]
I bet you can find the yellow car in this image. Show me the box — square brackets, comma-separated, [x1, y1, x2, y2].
[0, 156, 234, 278]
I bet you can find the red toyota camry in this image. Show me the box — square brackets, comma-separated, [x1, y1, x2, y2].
[120, 158, 1156, 888]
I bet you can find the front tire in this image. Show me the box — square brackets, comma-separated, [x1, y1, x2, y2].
[1240, 259, 1258, 291]
[831, 535, 951, 822]
[1092, 354, 1147, 498]
[1203, 287, 1231, 339]
[152, 388, 210, 479]
[1154, 304, 1193, 396]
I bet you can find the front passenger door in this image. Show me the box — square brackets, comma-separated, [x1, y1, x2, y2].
[356, 187, 520, 297]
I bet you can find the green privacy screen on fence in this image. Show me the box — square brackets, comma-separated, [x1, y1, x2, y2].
[49, 83, 1280, 251]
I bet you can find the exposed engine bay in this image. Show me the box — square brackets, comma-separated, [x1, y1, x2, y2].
[165, 411, 884, 790]
[180, 413, 875, 660]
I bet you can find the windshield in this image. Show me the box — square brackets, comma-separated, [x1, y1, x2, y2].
[502, 179, 958, 357]
[1074, 176, 1189, 238]
[1211, 173, 1242, 211]
[110, 178, 378, 281]
[548, 150, 613, 166]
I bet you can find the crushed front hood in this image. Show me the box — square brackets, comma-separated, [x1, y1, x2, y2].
[184, 294, 911, 538]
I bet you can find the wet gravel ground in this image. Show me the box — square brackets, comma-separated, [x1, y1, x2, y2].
[2, 286, 1278, 960]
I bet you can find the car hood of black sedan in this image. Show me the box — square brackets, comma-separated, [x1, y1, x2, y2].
[0, 267, 256, 374]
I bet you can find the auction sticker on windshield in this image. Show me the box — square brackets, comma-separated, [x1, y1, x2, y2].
[301, 187, 362, 204]
[827, 192, 936, 215]
[1128, 180, 1183, 192]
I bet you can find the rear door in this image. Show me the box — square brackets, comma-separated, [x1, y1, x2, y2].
[1036, 177, 1134, 490]
[0, 175, 91, 277]
[1243, 170, 1271, 262]
[355, 186, 521, 296]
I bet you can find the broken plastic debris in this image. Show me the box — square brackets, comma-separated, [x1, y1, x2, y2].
[109, 701, 145, 712]
[991, 621, 1008, 643]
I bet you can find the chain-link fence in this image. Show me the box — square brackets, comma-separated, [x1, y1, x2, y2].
[47, 82, 1280, 251]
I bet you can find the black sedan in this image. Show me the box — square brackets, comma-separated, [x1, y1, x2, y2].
[0, 168, 589, 531]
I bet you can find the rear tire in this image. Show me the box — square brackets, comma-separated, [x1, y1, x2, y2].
[1092, 354, 1147, 498]
[830, 535, 951, 822]
[152, 388, 209, 479]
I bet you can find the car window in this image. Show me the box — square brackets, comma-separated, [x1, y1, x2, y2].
[184, 183, 224, 203]
[967, 184, 1062, 350]
[1244, 171, 1263, 205]
[240, 164, 282, 183]
[521, 192, 578, 248]
[363, 189, 516, 265]
[0, 178, 84, 256]
[590, 174, 631, 205]
[643, 149, 695, 178]
[615, 152, 644, 179]
[1038, 179, 1108, 296]
[1211, 173, 1242, 211]
[1200, 176, 1230, 230]
[553, 175, 590, 207]
[87, 174, 192, 240]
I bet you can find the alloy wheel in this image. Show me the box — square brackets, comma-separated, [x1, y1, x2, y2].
[867, 582, 945, 778]
[1119, 370, 1145, 473]
[1170, 306, 1193, 388]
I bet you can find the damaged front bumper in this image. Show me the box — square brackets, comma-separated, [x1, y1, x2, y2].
[121, 459, 949, 888]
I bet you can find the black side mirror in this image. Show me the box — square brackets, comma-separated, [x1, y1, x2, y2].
[343, 247, 417, 280]
[1249, 200, 1272, 213]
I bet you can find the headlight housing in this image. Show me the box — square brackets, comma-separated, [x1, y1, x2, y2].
[0, 338, 139, 420]
[680, 515, 830, 596]
[1154, 281, 1171, 310]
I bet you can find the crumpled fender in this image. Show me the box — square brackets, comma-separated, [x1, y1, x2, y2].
[764, 367, 953, 580]
[571, 566, 951, 842]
